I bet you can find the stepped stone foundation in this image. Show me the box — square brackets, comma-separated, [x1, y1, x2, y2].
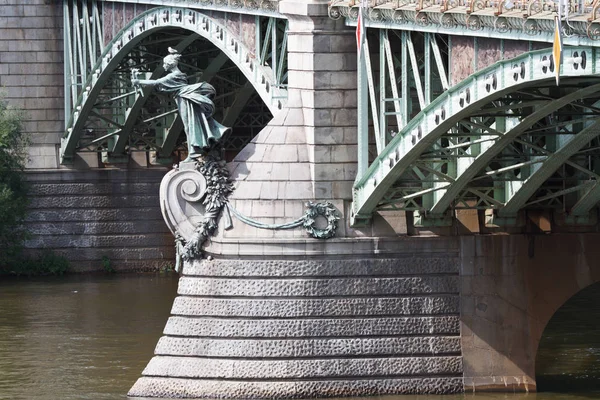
[129, 256, 462, 398]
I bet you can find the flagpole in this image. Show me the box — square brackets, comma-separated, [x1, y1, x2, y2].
[553, 0, 563, 86]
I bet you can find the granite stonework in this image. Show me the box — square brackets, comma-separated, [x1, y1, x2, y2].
[129, 257, 462, 398]
[24, 169, 174, 271]
[12, 1, 600, 397]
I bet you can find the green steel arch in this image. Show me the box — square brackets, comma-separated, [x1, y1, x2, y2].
[352, 47, 600, 226]
[61, 6, 287, 163]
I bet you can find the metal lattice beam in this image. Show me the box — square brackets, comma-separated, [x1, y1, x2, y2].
[429, 83, 600, 216]
[61, 6, 287, 163]
[500, 118, 600, 216]
[352, 46, 600, 226]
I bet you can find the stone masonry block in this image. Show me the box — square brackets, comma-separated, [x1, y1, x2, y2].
[232, 181, 262, 200]
[329, 144, 358, 163]
[269, 163, 289, 180]
[313, 163, 344, 181]
[297, 144, 309, 162]
[314, 71, 357, 90]
[259, 181, 280, 199]
[278, 181, 313, 200]
[155, 336, 461, 358]
[287, 52, 314, 71]
[261, 144, 299, 162]
[329, 33, 360, 53]
[288, 163, 311, 181]
[234, 143, 267, 162]
[183, 258, 460, 277]
[143, 355, 462, 380]
[283, 107, 304, 126]
[251, 200, 285, 217]
[164, 315, 460, 338]
[285, 126, 306, 144]
[129, 376, 463, 399]
[332, 181, 353, 200]
[288, 70, 315, 90]
[244, 162, 273, 181]
[177, 276, 459, 297]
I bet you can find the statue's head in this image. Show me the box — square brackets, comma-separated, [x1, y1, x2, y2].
[163, 47, 181, 71]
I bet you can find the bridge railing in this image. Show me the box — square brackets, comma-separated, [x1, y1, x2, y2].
[330, 0, 600, 40]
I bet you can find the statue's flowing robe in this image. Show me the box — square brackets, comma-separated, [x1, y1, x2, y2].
[156, 71, 230, 151]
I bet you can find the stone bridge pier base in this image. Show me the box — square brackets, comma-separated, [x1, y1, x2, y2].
[128, 4, 463, 396]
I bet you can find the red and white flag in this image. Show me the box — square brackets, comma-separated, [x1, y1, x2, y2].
[356, 0, 366, 56]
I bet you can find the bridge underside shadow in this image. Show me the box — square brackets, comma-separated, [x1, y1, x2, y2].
[535, 281, 600, 393]
[460, 233, 600, 392]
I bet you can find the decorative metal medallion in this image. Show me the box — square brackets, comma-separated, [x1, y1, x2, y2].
[302, 202, 341, 239]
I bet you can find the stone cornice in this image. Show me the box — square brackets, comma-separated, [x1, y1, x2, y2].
[328, 0, 600, 41]
[100, 0, 283, 17]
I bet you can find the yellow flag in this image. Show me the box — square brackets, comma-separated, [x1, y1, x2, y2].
[553, 15, 562, 86]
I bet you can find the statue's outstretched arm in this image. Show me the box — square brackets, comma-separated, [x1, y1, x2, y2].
[132, 75, 172, 87]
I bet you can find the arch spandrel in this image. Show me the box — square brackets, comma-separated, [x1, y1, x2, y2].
[352, 47, 600, 226]
[61, 7, 287, 164]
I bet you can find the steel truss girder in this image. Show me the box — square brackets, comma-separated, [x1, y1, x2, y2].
[499, 117, 600, 216]
[64, 0, 104, 126]
[352, 46, 600, 226]
[430, 83, 600, 215]
[61, 6, 287, 163]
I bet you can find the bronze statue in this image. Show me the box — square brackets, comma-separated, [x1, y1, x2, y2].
[131, 48, 230, 161]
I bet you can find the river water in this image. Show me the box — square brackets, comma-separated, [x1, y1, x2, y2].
[0, 274, 598, 400]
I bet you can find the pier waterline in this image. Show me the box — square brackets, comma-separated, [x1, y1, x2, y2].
[0, 272, 599, 399]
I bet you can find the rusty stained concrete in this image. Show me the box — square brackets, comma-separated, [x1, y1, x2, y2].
[450, 36, 545, 85]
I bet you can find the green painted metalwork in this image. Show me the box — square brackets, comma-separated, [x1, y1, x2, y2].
[499, 117, 600, 216]
[61, 5, 288, 163]
[429, 83, 600, 216]
[351, 46, 600, 225]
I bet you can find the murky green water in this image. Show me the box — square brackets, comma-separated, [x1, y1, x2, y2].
[0, 274, 598, 400]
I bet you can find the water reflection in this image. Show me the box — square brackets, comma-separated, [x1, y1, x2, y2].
[0, 274, 598, 399]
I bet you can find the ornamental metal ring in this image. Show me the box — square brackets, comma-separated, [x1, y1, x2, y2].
[303, 202, 340, 239]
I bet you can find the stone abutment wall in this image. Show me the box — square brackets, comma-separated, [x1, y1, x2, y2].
[1, 1, 173, 271]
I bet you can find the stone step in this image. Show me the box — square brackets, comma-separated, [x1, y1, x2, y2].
[163, 315, 460, 338]
[142, 355, 462, 380]
[177, 276, 459, 297]
[171, 295, 459, 317]
[183, 257, 459, 277]
[132, 256, 462, 398]
[155, 336, 461, 358]
[129, 376, 464, 398]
